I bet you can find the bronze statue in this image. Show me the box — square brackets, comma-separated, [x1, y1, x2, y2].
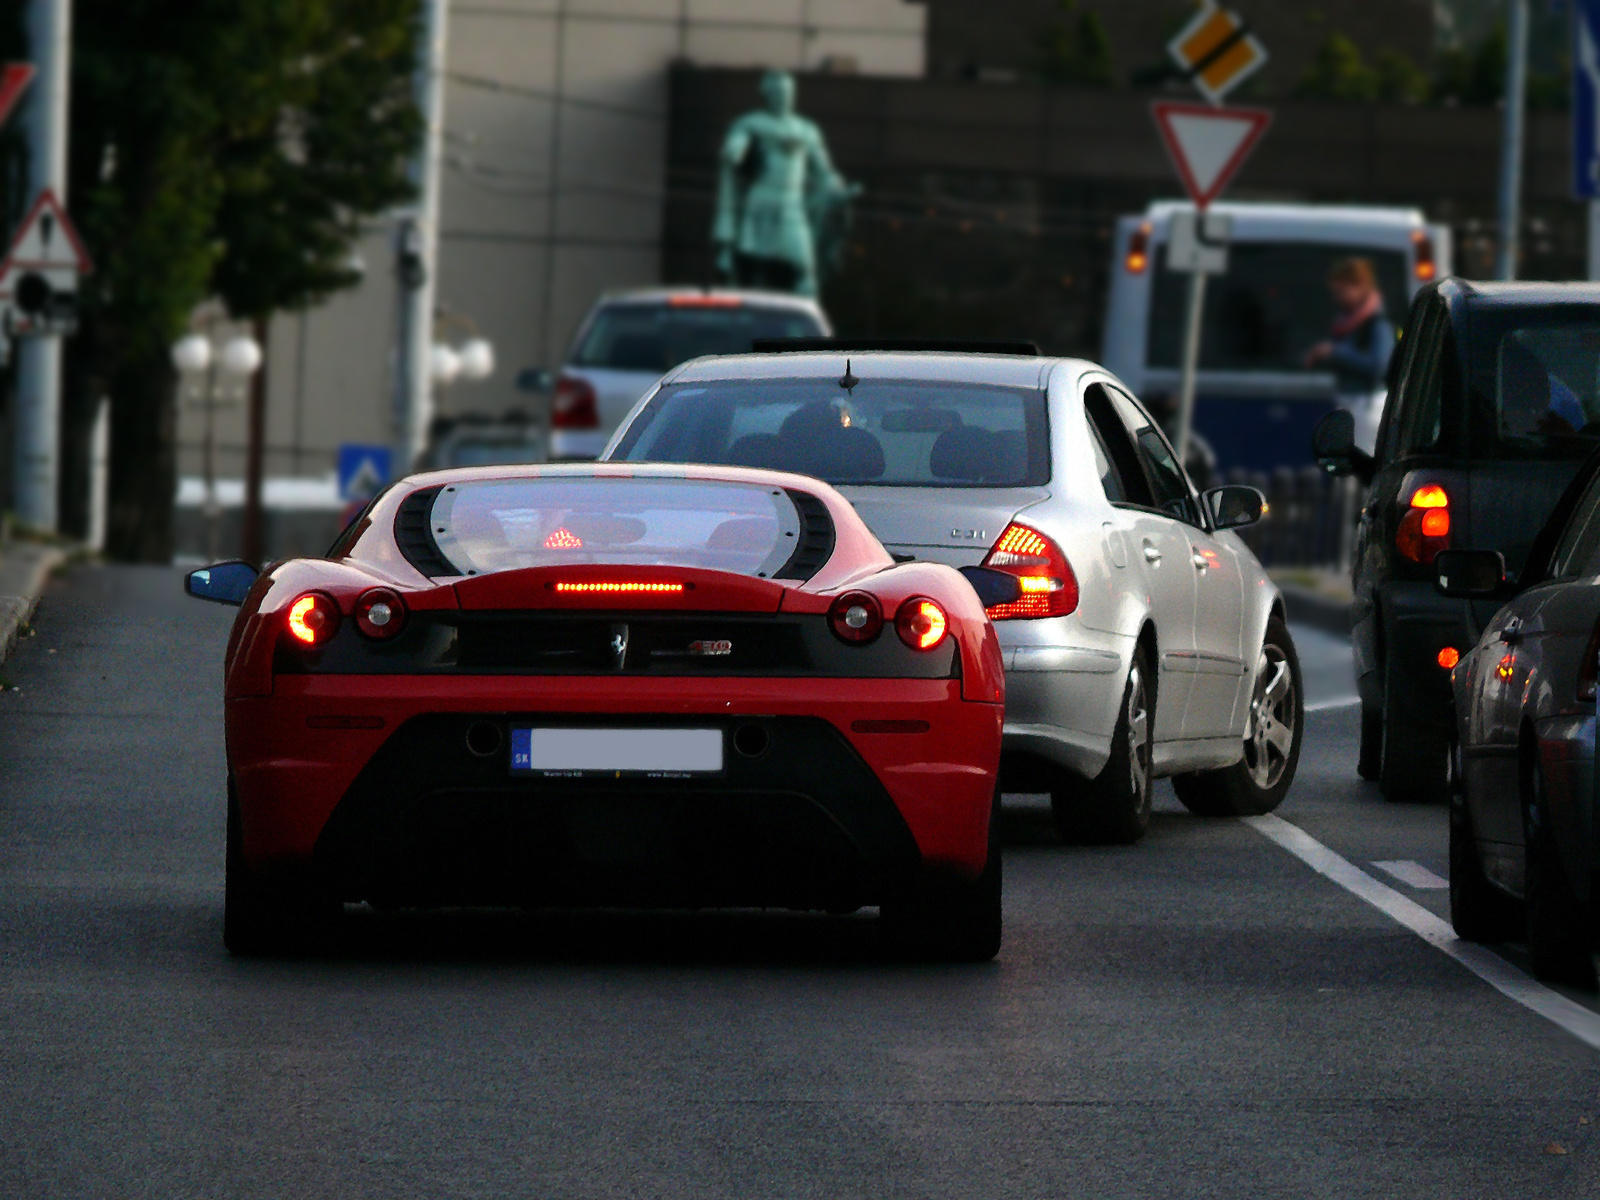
[711, 70, 859, 298]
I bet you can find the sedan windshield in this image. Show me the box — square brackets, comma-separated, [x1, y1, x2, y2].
[430, 477, 803, 579]
[569, 302, 825, 373]
[610, 378, 1050, 487]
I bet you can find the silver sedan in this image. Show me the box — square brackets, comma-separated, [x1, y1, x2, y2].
[602, 347, 1303, 842]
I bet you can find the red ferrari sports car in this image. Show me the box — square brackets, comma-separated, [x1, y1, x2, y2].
[186, 464, 1008, 959]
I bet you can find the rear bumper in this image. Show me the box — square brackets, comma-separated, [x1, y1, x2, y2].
[1535, 713, 1597, 898]
[1369, 582, 1476, 728]
[227, 676, 1001, 905]
[995, 624, 1130, 781]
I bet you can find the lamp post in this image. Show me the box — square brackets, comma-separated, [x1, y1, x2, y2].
[172, 327, 261, 562]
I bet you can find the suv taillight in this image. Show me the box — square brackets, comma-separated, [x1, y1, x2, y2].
[552, 374, 599, 429]
[1396, 484, 1451, 564]
[981, 523, 1079, 619]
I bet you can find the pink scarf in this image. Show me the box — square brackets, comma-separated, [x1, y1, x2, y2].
[1330, 290, 1382, 339]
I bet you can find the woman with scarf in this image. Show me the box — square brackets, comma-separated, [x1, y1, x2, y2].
[1304, 257, 1395, 454]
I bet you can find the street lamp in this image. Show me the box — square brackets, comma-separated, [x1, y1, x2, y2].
[173, 328, 263, 562]
[457, 338, 495, 382]
[429, 343, 462, 386]
[220, 335, 263, 378]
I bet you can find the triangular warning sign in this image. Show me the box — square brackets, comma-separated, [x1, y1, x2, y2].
[1151, 101, 1272, 209]
[0, 64, 34, 131]
[0, 188, 93, 279]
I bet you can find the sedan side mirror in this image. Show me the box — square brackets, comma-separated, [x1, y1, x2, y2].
[1434, 549, 1507, 599]
[185, 560, 259, 606]
[1312, 409, 1376, 483]
[958, 565, 1023, 610]
[1204, 484, 1267, 530]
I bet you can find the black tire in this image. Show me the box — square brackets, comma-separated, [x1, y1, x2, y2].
[1448, 788, 1520, 943]
[1356, 699, 1382, 781]
[1052, 644, 1153, 845]
[883, 791, 1002, 962]
[224, 777, 339, 957]
[1378, 684, 1449, 805]
[1524, 758, 1597, 990]
[1174, 616, 1303, 818]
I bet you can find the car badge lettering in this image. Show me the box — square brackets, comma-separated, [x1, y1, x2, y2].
[688, 639, 733, 657]
[610, 623, 629, 670]
[951, 528, 988, 540]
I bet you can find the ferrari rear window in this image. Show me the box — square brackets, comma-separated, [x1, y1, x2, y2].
[427, 477, 807, 579]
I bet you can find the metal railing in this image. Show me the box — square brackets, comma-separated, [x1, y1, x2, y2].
[1224, 467, 1360, 572]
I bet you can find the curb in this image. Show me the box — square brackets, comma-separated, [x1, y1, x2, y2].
[0, 544, 68, 666]
[1279, 583, 1350, 638]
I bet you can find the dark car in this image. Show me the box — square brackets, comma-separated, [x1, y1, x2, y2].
[1434, 446, 1600, 989]
[1314, 279, 1600, 803]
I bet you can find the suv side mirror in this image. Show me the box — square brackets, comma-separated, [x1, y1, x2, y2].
[1312, 409, 1375, 483]
[1434, 549, 1507, 599]
[185, 560, 259, 606]
[1204, 484, 1266, 530]
[958, 565, 1023, 610]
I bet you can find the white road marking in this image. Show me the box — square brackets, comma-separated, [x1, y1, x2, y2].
[1371, 859, 1450, 890]
[1244, 813, 1600, 1053]
[1305, 695, 1360, 712]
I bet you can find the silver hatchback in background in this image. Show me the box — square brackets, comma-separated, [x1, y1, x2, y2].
[603, 344, 1304, 844]
[545, 288, 830, 460]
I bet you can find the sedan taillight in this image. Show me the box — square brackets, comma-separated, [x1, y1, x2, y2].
[551, 374, 599, 429]
[981, 523, 1079, 619]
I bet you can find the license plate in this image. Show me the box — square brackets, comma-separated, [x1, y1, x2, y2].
[510, 727, 723, 777]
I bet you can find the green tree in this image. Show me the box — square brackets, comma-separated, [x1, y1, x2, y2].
[1373, 49, 1431, 105]
[65, 0, 420, 562]
[1294, 34, 1378, 102]
[1040, 1, 1114, 87]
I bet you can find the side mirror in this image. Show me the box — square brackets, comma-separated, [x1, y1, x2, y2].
[1312, 409, 1375, 482]
[185, 560, 259, 606]
[1434, 549, 1507, 599]
[1204, 484, 1267, 530]
[516, 367, 554, 394]
[959, 565, 1023, 610]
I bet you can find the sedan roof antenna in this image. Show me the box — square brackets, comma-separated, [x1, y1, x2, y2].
[838, 358, 859, 394]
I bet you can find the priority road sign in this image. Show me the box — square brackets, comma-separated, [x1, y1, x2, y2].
[1168, 1, 1268, 105]
[0, 188, 92, 338]
[1151, 100, 1271, 210]
[0, 64, 34, 130]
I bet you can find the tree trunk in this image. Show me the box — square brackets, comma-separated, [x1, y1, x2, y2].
[104, 346, 176, 563]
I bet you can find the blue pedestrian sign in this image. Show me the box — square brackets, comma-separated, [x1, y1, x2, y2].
[337, 443, 392, 501]
[1576, 0, 1600, 197]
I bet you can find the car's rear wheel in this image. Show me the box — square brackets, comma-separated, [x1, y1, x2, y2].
[1524, 758, 1597, 990]
[224, 777, 339, 957]
[1357, 699, 1382, 781]
[1052, 645, 1153, 845]
[1173, 617, 1303, 818]
[883, 790, 1001, 962]
[1379, 684, 1449, 804]
[1448, 785, 1519, 943]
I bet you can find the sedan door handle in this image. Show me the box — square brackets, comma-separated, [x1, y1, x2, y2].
[1191, 552, 1209, 571]
[1142, 542, 1162, 565]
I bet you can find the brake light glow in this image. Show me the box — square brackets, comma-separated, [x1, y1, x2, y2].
[354, 587, 406, 640]
[1412, 230, 1436, 282]
[551, 581, 685, 593]
[828, 591, 883, 644]
[551, 374, 599, 429]
[1396, 484, 1451, 564]
[544, 528, 583, 549]
[1436, 647, 1460, 669]
[981, 523, 1079, 619]
[896, 598, 949, 651]
[667, 294, 743, 307]
[1496, 652, 1516, 682]
[286, 593, 339, 646]
[1125, 220, 1152, 273]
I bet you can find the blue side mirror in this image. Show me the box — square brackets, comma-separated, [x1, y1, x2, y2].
[185, 560, 259, 606]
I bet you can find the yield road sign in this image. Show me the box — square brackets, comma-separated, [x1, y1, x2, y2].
[1168, 1, 1268, 105]
[0, 64, 34, 130]
[0, 189, 93, 337]
[1151, 100, 1271, 209]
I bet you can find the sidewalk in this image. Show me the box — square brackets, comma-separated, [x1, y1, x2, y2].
[0, 541, 68, 666]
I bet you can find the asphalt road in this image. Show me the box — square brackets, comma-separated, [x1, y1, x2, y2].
[3, 566, 1599, 1198]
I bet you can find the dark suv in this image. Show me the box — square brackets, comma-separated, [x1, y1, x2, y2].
[1314, 278, 1600, 802]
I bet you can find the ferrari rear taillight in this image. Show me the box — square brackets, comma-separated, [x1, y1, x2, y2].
[1397, 483, 1451, 564]
[551, 581, 686, 594]
[896, 598, 949, 651]
[287, 592, 339, 646]
[981, 523, 1079, 619]
[828, 591, 883, 644]
[551, 374, 599, 429]
[1578, 615, 1600, 702]
[354, 587, 406, 640]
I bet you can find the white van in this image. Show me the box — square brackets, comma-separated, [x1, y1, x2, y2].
[1102, 202, 1451, 469]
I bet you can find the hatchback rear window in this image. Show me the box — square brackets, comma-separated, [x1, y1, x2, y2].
[1469, 308, 1600, 460]
[429, 477, 805, 579]
[611, 379, 1050, 488]
[570, 302, 826, 373]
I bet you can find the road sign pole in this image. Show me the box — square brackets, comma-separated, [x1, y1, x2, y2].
[1589, 200, 1600, 280]
[1497, 0, 1530, 281]
[13, 0, 70, 533]
[1175, 267, 1207, 466]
